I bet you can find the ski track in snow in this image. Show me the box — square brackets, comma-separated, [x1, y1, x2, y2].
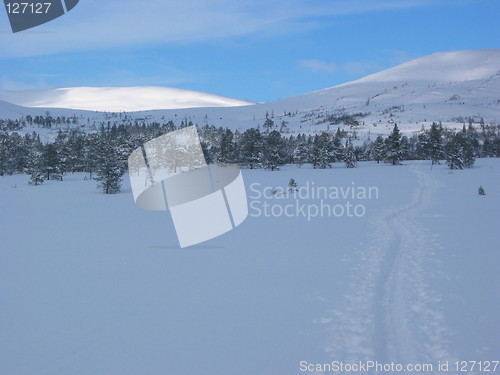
[318, 164, 458, 374]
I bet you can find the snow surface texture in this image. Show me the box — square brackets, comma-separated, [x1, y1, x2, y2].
[0, 49, 498, 137]
[0, 86, 254, 112]
[0, 159, 498, 375]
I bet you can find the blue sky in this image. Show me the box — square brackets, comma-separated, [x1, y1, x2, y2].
[0, 0, 498, 102]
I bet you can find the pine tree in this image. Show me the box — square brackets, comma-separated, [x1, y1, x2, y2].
[311, 135, 322, 168]
[344, 138, 357, 168]
[54, 131, 69, 177]
[312, 132, 333, 169]
[263, 112, 274, 133]
[415, 132, 430, 160]
[66, 133, 86, 172]
[218, 128, 236, 163]
[42, 143, 63, 180]
[386, 124, 403, 165]
[462, 125, 475, 168]
[262, 130, 283, 171]
[293, 134, 309, 167]
[84, 135, 99, 179]
[26, 146, 44, 186]
[240, 128, 262, 169]
[94, 134, 126, 194]
[428, 122, 444, 165]
[400, 135, 410, 160]
[446, 132, 464, 170]
[370, 135, 386, 163]
[332, 135, 344, 162]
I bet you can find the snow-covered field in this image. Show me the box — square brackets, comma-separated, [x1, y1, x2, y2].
[0, 159, 498, 375]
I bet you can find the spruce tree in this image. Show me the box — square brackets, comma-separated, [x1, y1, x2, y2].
[462, 125, 475, 168]
[263, 112, 274, 133]
[94, 134, 126, 194]
[446, 132, 464, 170]
[218, 128, 236, 163]
[344, 138, 357, 168]
[84, 135, 99, 179]
[43, 143, 63, 181]
[371, 135, 386, 163]
[262, 130, 283, 171]
[386, 124, 403, 165]
[400, 135, 410, 160]
[332, 135, 344, 162]
[415, 132, 430, 160]
[312, 132, 333, 169]
[240, 128, 262, 169]
[293, 134, 309, 167]
[26, 146, 44, 186]
[429, 122, 444, 165]
[54, 131, 69, 177]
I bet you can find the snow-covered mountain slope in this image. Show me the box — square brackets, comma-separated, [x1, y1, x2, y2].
[131, 49, 500, 135]
[354, 49, 499, 84]
[0, 86, 254, 112]
[0, 49, 498, 137]
[253, 48, 500, 133]
[0, 100, 32, 119]
[0, 99, 94, 119]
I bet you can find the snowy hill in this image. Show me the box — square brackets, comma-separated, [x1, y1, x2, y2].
[0, 86, 254, 112]
[256, 48, 500, 133]
[0, 49, 499, 136]
[128, 49, 500, 136]
[0, 100, 33, 119]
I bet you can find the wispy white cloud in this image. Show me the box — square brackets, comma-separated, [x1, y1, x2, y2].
[299, 59, 338, 73]
[299, 59, 380, 76]
[0, 0, 432, 58]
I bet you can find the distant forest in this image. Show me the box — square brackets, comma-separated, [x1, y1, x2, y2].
[0, 114, 499, 193]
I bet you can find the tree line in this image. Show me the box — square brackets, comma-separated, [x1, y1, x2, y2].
[0, 120, 498, 193]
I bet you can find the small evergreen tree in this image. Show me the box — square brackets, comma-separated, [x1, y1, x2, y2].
[217, 128, 236, 163]
[293, 134, 309, 167]
[84, 135, 99, 179]
[26, 147, 45, 186]
[94, 134, 126, 194]
[263, 112, 274, 133]
[332, 135, 344, 162]
[370, 135, 386, 163]
[344, 138, 357, 168]
[428, 122, 444, 165]
[262, 130, 284, 171]
[386, 124, 403, 165]
[463, 125, 476, 168]
[312, 132, 333, 169]
[42, 143, 63, 181]
[240, 128, 262, 169]
[446, 132, 465, 170]
[446, 127, 476, 170]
